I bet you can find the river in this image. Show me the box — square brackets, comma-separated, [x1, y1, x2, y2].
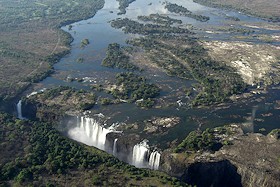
[25, 0, 280, 156]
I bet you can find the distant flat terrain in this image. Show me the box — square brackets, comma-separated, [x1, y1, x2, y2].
[194, 0, 280, 21]
[0, 0, 104, 100]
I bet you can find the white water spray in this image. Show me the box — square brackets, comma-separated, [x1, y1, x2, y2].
[131, 140, 161, 169]
[113, 138, 118, 156]
[68, 116, 161, 170]
[242, 106, 257, 133]
[132, 141, 150, 168]
[16, 100, 24, 119]
[149, 151, 161, 170]
[68, 116, 113, 150]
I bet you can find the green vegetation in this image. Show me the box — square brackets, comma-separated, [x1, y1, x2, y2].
[165, 3, 210, 22]
[127, 36, 193, 80]
[116, 72, 160, 99]
[0, 0, 105, 28]
[0, 113, 187, 186]
[116, 0, 136, 15]
[111, 18, 192, 35]
[99, 97, 114, 105]
[268, 129, 280, 139]
[225, 15, 240, 21]
[138, 14, 183, 25]
[174, 126, 236, 153]
[23, 86, 97, 121]
[217, 27, 254, 34]
[107, 72, 160, 108]
[76, 57, 84, 63]
[81, 38, 90, 47]
[91, 84, 104, 91]
[175, 129, 217, 153]
[102, 43, 139, 70]
[193, 0, 280, 22]
[127, 34, 246, 105]
[136, 98, 155, 108]
[111, 16, 246, 105]
[0, 0, 104, 101]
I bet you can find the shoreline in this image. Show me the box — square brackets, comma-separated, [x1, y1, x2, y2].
[0, 1, 105, 112]
[193, 0, 280, 22]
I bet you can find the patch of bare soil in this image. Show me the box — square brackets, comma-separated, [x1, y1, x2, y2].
[129, 49, 163, 73]
[195, 0, 280, 20]
[0, 22, 70, 99]
[202, 41, 280, 85]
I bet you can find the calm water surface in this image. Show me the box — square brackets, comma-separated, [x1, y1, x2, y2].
[36, 0, 280, 147]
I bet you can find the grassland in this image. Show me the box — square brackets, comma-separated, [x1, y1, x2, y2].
[0, 0, 104, 101]
[194, 0, 280, 22]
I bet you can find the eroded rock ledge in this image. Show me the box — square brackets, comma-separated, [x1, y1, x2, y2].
[161, 127, 280, 187]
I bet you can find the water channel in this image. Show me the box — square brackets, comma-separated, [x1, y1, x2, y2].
[22, 0, 280, 168]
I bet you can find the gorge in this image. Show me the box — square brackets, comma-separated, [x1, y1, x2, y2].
[2, 0, 280, 186]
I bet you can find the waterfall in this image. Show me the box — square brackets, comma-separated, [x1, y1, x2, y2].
[131, 140, 161, 169]
[148, 151, 161, 170]
[17, 100, 24, 119]
[69, 116, 161, 170]
[132, 141, 150, 168]
[83, 117, 112, 150]
[113, 138, 118, 156]
[69, 116, 113, 150]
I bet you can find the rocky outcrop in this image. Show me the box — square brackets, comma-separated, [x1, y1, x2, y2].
[161, 128, 280, 187]
[218, 133, 280, 187]
[21, 87, 96, 122]
[182, 160, 242, 187]
[21, 98, 38, 120]
[106, 133, 141, 163]
[144, 117, 180, 134]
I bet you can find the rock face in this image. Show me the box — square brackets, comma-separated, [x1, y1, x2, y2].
[161, 129, 280, 187]
[218, 133, 280, 187]
[106, 133, 140, 163]
[21, 98, 37, 120]
[21, 87, 97, 122]
[144, 117, 180, 134]
[183, 160, 242, 187]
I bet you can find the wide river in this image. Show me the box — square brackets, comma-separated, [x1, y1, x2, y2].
[32, 0, 280, 148]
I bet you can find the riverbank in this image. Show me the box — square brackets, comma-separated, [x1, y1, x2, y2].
[0, 0, 105, 103]
[193, 0, 280, 22]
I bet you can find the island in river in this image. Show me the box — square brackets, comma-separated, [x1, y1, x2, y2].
[0, 0, 280, 186]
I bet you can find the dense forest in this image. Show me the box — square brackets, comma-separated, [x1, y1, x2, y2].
[102, 43, 139, 71]
[0, 113, 188, 186]
[111, 72, 160, 108]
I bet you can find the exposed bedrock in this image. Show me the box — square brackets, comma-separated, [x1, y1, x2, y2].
[106, 133, 139, 163]
[161, 132, 280, 187]
[182, 160, 242, 187]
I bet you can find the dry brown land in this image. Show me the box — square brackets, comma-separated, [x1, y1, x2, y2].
[0, 22, 69, 99]
[194, 0, 280, 21]
[203, 41, 280, 85]
[218, 0, 279, 18]
[0, 0, 104, 100]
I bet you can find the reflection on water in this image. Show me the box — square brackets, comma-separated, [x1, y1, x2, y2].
[35, 0, 280, 147]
